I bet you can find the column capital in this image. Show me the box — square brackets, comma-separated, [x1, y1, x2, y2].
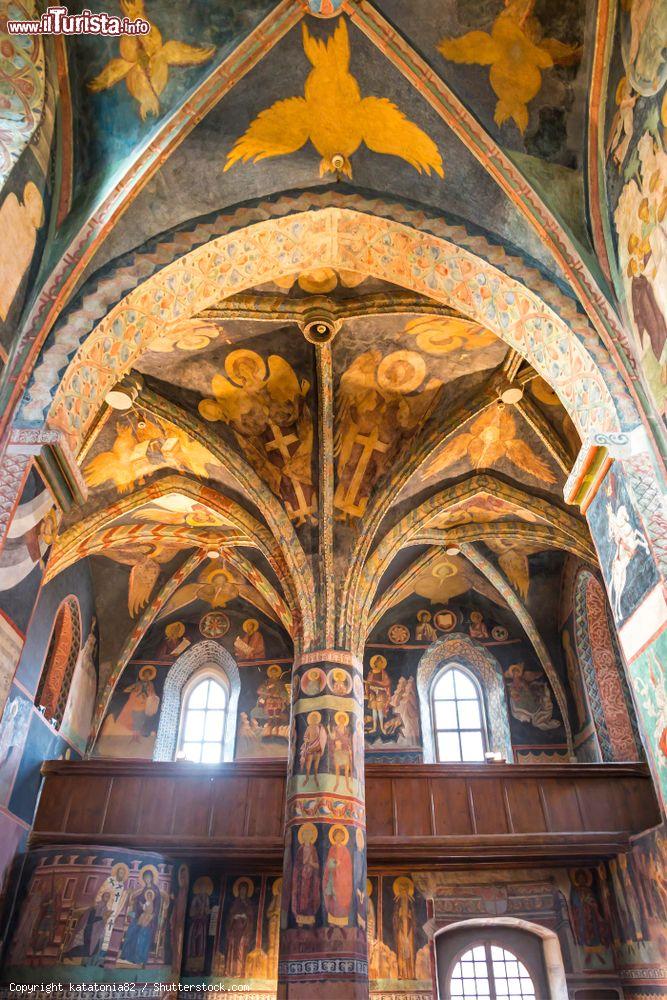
[295, 649, 363, 669]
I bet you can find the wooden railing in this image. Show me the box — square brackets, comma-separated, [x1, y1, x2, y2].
[32, 759, 660, 866]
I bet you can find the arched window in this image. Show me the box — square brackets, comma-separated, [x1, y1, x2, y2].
[448, 944, 536, 999]
[36, 596, 81, 729]
[432, 666, 486, 762]
[177, 670, 229, 763]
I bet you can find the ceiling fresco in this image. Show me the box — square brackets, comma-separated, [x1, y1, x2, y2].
[81, 12, 577, 285]
[5, 0, 625, 734]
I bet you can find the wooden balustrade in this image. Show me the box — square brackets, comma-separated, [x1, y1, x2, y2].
[32, 759, 660, 867]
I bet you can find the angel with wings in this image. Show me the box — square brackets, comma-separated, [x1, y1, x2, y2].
[423, 404, 557, 484]
[157, 558, 277, 623]
[84, 413, 218, 494]
[334, 350, 441, 521]
[199, 350, 316, 524]
[103, 538, 192, 618]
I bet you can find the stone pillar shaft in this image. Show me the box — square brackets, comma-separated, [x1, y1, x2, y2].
[278, 649, 368, 998]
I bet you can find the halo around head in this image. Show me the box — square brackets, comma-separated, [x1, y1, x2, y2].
[233, 876, 254, 898]
[329, 824, 350, 845]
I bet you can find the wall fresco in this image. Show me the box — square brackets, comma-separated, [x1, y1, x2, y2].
[93, 601, 293, 760]
[3, 847, 187, 982]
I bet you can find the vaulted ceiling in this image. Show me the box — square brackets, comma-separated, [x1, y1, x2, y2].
[23, 0, 626, 746]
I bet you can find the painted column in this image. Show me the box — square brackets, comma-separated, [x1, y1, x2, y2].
[278, 649, 368, 998]
[577, 430, 667, 813]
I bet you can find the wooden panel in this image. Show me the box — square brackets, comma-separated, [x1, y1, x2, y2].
[246, 777, 284, 837]
[65, 778, 111, 834]
[541, 779, 584, 832]
[32, 760, 659, 861]
[577, 779, 624, 831]
[469, 778, 509, 834]
[210, 777, 249, 838]
[504, 778, 547, 834]
[171, 777, 213, 837]
[34, 775, 71, 831]
[394, 778, 431, 837]
[430, 778, 473, 836]
[366, 778, 394, 836]
[136, 778, 176, 835]
[102, 777, 143, 835]
[617, 777, 657, 831]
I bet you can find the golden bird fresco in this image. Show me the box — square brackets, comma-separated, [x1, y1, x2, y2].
[423, 404, 557, 484]
[335, 350, 442, 521]
[438, 0, 582, 133]
[84, 413, 220, 494]
[198, 351, 316, 525]
[224, 19, 443, 179]
[88, 0, 215, 120]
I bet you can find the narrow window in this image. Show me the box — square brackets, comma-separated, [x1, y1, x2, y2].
[179, 675, 228, 763]
[432, 666, 485, 762]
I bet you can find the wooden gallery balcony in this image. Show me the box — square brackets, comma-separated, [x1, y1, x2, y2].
[33, 760, 660, 867]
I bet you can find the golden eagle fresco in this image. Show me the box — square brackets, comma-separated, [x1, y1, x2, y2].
[88, 0, 215, 121]
[199, 351, 316, 525]
[438, 0, 582, 133]
[224, 19, 443, 179]
[423, 405, 557, 484]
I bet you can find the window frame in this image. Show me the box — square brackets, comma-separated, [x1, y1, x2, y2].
[447, 940, 538, 1000]
[176, 666, 230, 764]
[431, 663, 488, 763]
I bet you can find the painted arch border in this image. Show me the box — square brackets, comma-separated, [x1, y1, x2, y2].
[29, 206, 630, 453]
[416, 633, 513, 764]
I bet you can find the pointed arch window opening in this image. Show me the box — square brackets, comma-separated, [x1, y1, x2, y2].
[432, 665, 487, 763]
[177, 669, 230, 764]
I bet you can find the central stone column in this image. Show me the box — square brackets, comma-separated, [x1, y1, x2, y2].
[278, 648, 368, 998]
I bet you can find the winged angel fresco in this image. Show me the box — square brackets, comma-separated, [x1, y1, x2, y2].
[157, 558, 277, 622]
[225, 19, 443, 179]
[423, 405, 557, 484]
[334, 350, 442, 521]
[84, 413, 219, 494]
[103, 538, 193, 618]
[199, 351, 316, 525]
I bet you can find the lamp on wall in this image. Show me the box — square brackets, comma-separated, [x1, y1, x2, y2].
[104, 374, 143, 411]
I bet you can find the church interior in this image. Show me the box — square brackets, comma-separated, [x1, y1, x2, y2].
[0, 0, 666, 997]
